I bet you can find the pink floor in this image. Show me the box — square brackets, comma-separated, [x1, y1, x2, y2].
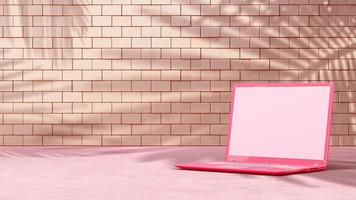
[0, 146, 355, 200]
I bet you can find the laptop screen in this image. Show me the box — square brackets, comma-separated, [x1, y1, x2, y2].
[228, 84, 332, 160]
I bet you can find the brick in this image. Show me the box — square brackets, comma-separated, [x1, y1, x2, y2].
[211, 81, 230, 91]
[112, 38, 132, 48]
[241, 48, 260, 59]
[221, 70, 240, 80]
[132, 125, 151, 135]
[300, 5, 319, 15]
[72, 103, 91, 113]
[63, 92, 82, 102]
[161, 5, 180, 15]
[63, 136, 82, 145]
[112, 125, 131, 135]
[339, 136, 356, 145]
[142, 135, 161, 145]
[161, 70, 180, 80]
[0, 125, 13, 135]
[82, 114, 101, 124]
[83, 71, 102, 80]
[181, 114, 200, 124]
[181, 92, 200, 102]
[132, 16, 152, 26]
[152, 38, 171, 48]
[132, 38, 152, 48]
[13, 125, 32, 135]
[82, 136, 101, 145]
[141, 49, 161, 59]
[4, 92, 23, 103]
[152, 103, 171, 113]
[93, 16, 112, 26]
[72, 125, 91, 135]
[93, 38, 112, 48]
[103, 5, 122, 15]
[211, 124, 228, 135]
[102, 136, 122, 145]
[201, 27, 221, 37]
[4, 136, 23, 145]
[142, 92, 161, 102]
[191, 125, 209, 135]
[161, 136, 180, 145]
[122, 5, 141, 15]
[260, 5, 279, 15]
[93, 125, 111, 135]
[231, 38, 249, 48]
[182, 136, 200, 145]
[122, 113, 141, 124]
[43, 136, 62, 145]
[23, 136, 42, 145]
[102, 27, 121, 37]
[201, 5, 220, 15]
[122, 136, 141, 145]
[181, 5, 200, 15]
[153, 16, 171, 26]
[211, 103, 230, 113]
[113, 16, 132, 26]
[182, 27, 201, 38]
[112, 81, 131, 91]
[83, 49, 101, 59]
[151, 81, 170, 91]
[171, 16, 191, 26]
[201, 136, 220, 145]
[4, 27, 23, 37]
[162, 114, 180, 124]
[122, 27, 141, 38]
[202, 49, 239, 59]
[23, 5, 42, 15]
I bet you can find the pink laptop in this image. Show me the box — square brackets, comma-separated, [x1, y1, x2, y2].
[176, 82, 334, 175]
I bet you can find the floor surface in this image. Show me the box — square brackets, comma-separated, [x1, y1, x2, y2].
[0, 146, 355, 200]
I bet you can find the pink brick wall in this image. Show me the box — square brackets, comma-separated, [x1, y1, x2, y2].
[0, 0, 355, 146]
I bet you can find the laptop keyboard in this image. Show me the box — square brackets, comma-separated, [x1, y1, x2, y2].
[206, 161, 305, 169]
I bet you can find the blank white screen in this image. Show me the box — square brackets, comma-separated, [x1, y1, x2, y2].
[228, 86, 330, 160]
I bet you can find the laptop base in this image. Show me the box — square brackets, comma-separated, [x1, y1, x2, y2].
[176, 161, 325, 176]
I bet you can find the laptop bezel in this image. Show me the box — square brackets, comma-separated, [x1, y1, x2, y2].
[225, 82, 334, 167]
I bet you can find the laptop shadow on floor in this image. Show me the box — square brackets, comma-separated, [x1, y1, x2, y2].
[303, 161, 356, 186]
[274, 160, 356, 188]
[293, 147, 356, 187]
